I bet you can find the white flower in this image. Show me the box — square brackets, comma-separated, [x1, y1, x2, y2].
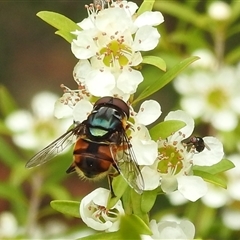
[80, 188, 124, 232]
[130, 100, 161, 166]
[174, 64, 240, 131]
[225, 154, 240, 201]
[208, 1, 231, 21]
[71, 1, 164, 98]
[191, 49, 217, 69]
[141, 110, 224, 201]
[141, 219, 195, 240]
[5, 92, 71, 150]
[222, 208, 240, 230]
[0, 212, 18, 238]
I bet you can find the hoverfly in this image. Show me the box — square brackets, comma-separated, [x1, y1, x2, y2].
[187, 136, 210, 153]
[26, 96, 144, 197]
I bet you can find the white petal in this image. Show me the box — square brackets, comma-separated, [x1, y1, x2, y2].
[177, 176, 208, 202]
[6, 110, 34, 132]
[192, 137, 224, 166]
[141, 166, 161, 190]
[54, 99, 73, 119]
[134, 11, 164, 27]
[78, 14, 96, 30]
[71, 31, 98, 59]
[131, 138, 158, 165]
[31, 91, 58, 118]
[73, 100, 93, 122]
[73, 60, 92, 84]
[80, 188, 124, 232]
[178, 220, 196, 239]
[96, 8, 132, 35]
[201, 185, 229, 208]
[113, 1, 138, 16]
[161, 176, 178, 193]
[164, 110, 194, 139]
[87, 70, 115, 97]
[133, 26, 160, 51]
[167, 191, 188, 206]
[117, 68, 143, 94]
[135, 100, 161, 125]
[222, 209, 240, 230]
[211, 110, 238, 131]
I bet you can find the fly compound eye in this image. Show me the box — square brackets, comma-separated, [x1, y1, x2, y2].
[94, 97, 129, 119]
[113, 109, 122, 120]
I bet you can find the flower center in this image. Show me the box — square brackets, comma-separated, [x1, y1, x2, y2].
[100, 40, 132, 67]
[207, 87, 228, 109]
[157, 144, 184, 175]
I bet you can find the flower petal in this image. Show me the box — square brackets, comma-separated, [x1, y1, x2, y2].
[134, 11, 164, 27]
[133, 26, 160, 51]
[164, 110, 194, 139]
[177, 176, 208, 201]
[141, 166, 161, 190]
[135, 100, 161, 125]
[192, 136, 224, 166]
[73, 99, 93, 122]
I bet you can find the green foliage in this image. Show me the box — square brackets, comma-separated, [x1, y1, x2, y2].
[134, 56, 199, 104]
[50, 200, 81, 218]
[37, 11, 81, 43]
[149, 120, 186, 140]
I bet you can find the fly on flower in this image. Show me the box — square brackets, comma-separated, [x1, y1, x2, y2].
[26, 96, 144, 197]
[187, 136, 211, 152]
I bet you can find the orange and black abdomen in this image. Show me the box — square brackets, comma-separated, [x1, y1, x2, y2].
[66, 139, 117, 180]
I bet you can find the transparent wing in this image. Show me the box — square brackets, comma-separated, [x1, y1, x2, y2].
[110, 134, 144, 194]
[25, 124, 84, 168]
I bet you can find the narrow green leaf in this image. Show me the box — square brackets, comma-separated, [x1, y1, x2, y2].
[37, 11, 80, 42]
[107, 175, 128, 209]
[138, 0, 155, 15]
[55, 30, 76, 43]
[193, 170, 227, 189]
[0, 85, 18, 117]
[133, 56, 199, 104]
[141, 189, 158, 213]
[50, 200, 80, 218]
[142, 56, 166, 72]
[149, 120, 186, 141]
[193, 159, 235, 175]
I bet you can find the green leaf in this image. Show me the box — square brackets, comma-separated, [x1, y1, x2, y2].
[131, 189, 149, 224]
[0, 85, 18, 117]
[193, 170, 227, 188]
[193, 159, 235, 175]
[141, 189, 158, 213]
[0, 136, 23, 166]
[120, 214, 152, 238]
[50, 200, 80, 218]
[43, 184, 71, 200]
[107, 175, 128, 209]
[133, 56, 199, 104]
[149, 120, 186, 141]
[55, 30, 77, 43]
[37, 11, 80, 42]
[142, 56, 166, 72]
[138, 0, 155, 15]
